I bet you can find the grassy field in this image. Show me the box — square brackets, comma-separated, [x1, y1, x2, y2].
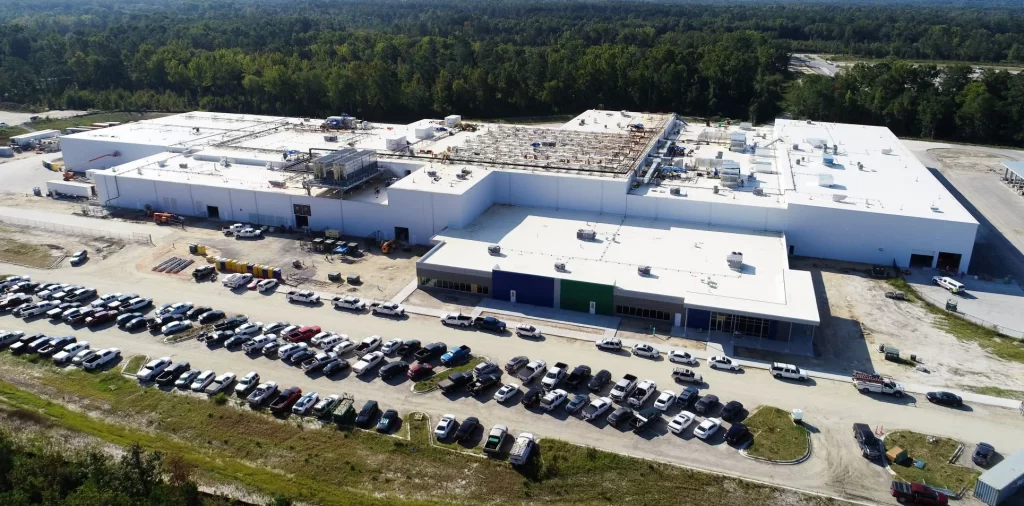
[959, 385, 1024, 401]
[25, 111, 170, 133]
[0, 125, 30, 143]
[885, 431, 979, 492]
[886, 278, 1024, 364]
[743, 406, 810, 461]
[122, 354, 148, 375]
[0, 354, 842, 506]
[0, 238, 57, 268]
[412, 357, 484, 392]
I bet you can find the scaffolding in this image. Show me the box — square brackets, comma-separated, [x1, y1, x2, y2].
[440, 120, 667, 175]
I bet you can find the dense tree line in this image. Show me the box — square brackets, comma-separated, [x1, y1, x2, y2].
[785, 62, 1024, 145]
[2, 0, 1024, 144]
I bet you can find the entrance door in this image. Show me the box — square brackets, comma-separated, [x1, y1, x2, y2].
[395, 227, 409, 242]
[295, 215, 309, 228]
[207, 205, 220, 219]
[589, 301, 596, 315]
[510, 290, 517, 303]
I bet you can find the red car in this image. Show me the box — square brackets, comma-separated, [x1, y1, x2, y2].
[890, 482, 947, 505]
[85, 310, 116, 327]
[285, 325, 321, 343]
[269, 386, 302, 413]
[407, 362, 434, 380]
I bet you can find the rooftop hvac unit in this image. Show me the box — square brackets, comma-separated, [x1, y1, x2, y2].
[727, 251, 743, 270]
[461, 168, 472, 175]
[179, 163, 188, 168]
[426, 170, 438, 177]
[577, 228, 597, 241]
[881, 148, 893, 155]
[670, 187, 681, 196]
[638, 265, 652, 277]
[456, 173, 467, 180]
[487, 244, 501, 256]
[324, 135, 338, 142]
[753, 187, 765, 196]
[157, 160, 167, 167]
[832, 194, 848, 202]
[554, 262, 567, 272]
[715, 151, 724, 159]
[818, 173, 834, 187]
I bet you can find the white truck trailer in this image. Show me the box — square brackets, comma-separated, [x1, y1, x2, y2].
[46, 180, 94, 198]
[10, 129, 60, 147]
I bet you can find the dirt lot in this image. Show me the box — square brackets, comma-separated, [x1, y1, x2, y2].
[751, 259, 1024, 393]
[0, 223, 125, 269]
[405, 288, 481, 313]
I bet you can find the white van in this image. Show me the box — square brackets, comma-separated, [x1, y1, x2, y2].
[932, 276, 964, 294]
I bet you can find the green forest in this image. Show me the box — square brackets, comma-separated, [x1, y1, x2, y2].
[2, 0, 1024, 145]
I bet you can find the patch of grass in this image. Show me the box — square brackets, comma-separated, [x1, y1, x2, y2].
[0, 125, 30, 143]
[885, 431, 979, 492]
[209, 392, 229, 406]
[26, 112, 169, 133]
[0, 238, 56, 268]
[0, 355, 843, 506]
[743, 406, 809, 462]
[123, 354, 148, 375]
[885, 278, 1024, 364]
[412, 357, 484, 392]
[959, 385, 1024, 401]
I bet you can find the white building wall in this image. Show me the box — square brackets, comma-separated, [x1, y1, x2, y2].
[341, 200, 394, 240]
[62, 138, 168, 172]
[187, 185, 232, 218]
[459, 172, 496, 228]
[785, 203, 976, 270]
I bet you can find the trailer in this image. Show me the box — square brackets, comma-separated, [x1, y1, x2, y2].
[10, 129, 60, 147]
[45, 180, 94, 198]
[975, 450, 1024, 505]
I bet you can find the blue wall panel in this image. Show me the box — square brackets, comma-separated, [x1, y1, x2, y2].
[686, 308, 712, 330]
[492, 270, 555, 308]
[768, 320, 778, 340]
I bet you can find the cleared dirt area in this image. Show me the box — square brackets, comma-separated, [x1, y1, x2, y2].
[754, 259, 1024, 393]
[405, 288, 482, 313]
[0, 224, 125, 268]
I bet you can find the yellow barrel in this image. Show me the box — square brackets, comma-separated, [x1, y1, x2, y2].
[256, 265, 264, 278]
[198, 244, 207, 255]
[217, 258, 226, 271]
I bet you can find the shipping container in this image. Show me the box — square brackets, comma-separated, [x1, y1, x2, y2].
[975, 450, 1024, 505]
[45, 180, 94, 198]
[10, 129, 60, 146]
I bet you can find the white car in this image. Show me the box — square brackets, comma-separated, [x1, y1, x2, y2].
[247, 381, 278, 404]
[53, 341, 89, 365]
[434, 414, 456, 439]
[515, 324, 542, 338]
[22, 300, 59, 317]
[310, 332, 334, 347]
[136, 357, 172, 382]
[204, 372, 236, 395]
[668, 350, 698, 365]
[381, 338, 402, 355]
[668, 411, 696, 434]
[581, 397, 613, 421]
[770, 362, 808, 381]
[277, 342, 309, 361]
[234, 322, 263, 337]
[331, 296, 366, 311]
[263, 321, 290, 334]
[372, 302, 404, 316]
[256, 279, 278, 292]
[654, 390, 677, 411]
[631, 343, 660, 359]
[595, 338, 622, 350]
[159, 302, 193, 316]
[440, 312, 474, 326]
[0, 330, 25, 347]
[236, 227, 262, 238]
[541, 389, 568, 411]
[161, 320, 193, 335]
[278, 325, 300, 337]
[291, 392, 320, 415]
[190, 370, 216, 392]
[353, 351, 384, 375]
[222, 273, 252, 288]
[708, 356, 740, 371]
[243, 335, 275, 353]
[122, 297, 153, 311]
[494, 383, 520, 403]
[82, 348, 121, 371]
[234, 371, 260, 396]
[332, 340, 357, 356]
[693, 418, 722, 440]
[72, 349, 97, 366]
[317, 334, 345, 350]
[91, 292, 122, 308]
[286, 290, 320, 304]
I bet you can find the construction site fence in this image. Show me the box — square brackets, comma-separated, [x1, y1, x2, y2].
[913, 285, 1024, 340]
[0, 214, 153, 246]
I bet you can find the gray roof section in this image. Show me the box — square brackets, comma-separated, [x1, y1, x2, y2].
[979, 450, 1024, 489]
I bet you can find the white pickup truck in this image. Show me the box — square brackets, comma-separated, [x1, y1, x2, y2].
[628, 380, 657, 407]
[286, 290, 320, 304]
[236, 227, 262, 238]
[853, 371, 905, 397]
[440, 312, 474, 327]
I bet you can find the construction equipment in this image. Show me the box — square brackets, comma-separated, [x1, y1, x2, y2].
[381, 239, 396, 254]
[152, 212, 181, 224]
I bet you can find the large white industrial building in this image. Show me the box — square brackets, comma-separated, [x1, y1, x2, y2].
[63, 109, 978, 355]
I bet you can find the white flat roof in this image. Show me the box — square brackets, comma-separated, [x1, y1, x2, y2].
[423, 205, 819, 325]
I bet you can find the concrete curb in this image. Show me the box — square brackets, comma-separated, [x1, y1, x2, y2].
[120, 353, 148, 377]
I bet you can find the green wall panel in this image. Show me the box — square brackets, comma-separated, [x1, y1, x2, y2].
[559, 279, 614, 315]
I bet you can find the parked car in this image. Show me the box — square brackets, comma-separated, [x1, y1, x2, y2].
[246, 381, 279, 405]
[770, 362, 808, 381]
[440, 345, 472, 366]
[175, 370, 201, 389]
[286, 290, 320, 304]
[853, 423, 882, 460]
[406, 361, 433, 380]
[117, 312, 142, 327]
[205, 372, 237, 395]
[269, 387, 302, 413]
[214, 315, 248, 331]
[332, 340, 357, 356]
[263, 321, 289, 334]
[693, 418, 722, 440]
[653, 391, 677, 411]
[581, 397, 613, 421]
[234, 322, 263, 337]
[694, 394, 719, 414]
[668, 411, 696, 434]
[708, 355, 740, 371]
[504, 356, 529, 374]
[82, 348, 121, 371]
[312, 395, 341, 418]
[53, 341, 89, 365]
[972, 442, 995, 467]
[515, 324, 542, 338]
[353, 351, 384, 375]
[124, 317, 151, 331]
[395, 339, 421, 356]
[352, 335, 382, 356]
[671, 367, 703, 385]
[587, 369, 612, 393]
[72, 348, 98, 367]
[136, 357, 173, 382]
[162, 320, 193, 335]
[721, 400, 744, 421]
[494, 383, 520, 403]
[372, 302, 405, 316]
[565, 393, 590, 414]
[332, 295, 367, 311]
[890, 482, 948, 505]
[725, 422, 750, 444]
[376, 409, 398, 433]
[38, 336, 76, 356]
[520, 386, 544, 407]
[412, 342, 446, 363]
[473, 316, 505, 332]
[435, 414, 457, 439]
[0, 330, 26, 348]
[454, 416, 479, 442]
[926, 391, 963, 407]
[322, 358, 350, 376]
[197, 310, 226, 324]
[291, 391, 320, 415]
[155, 361, 191, 386]
[378, 361, 409, 379]
[355, 400, 379, 427]
[607, 406, 633, 427]
[190, 370, 216, 392]
[440, 312, 474, 326]
[186, 306, 212, 321]
[381, 338, 402, 355]
[256, 279, 278, 292]
[631, 343, 660, 358]
[234, 371, 260, 396]
[595, 338, 622, 350]
[668, 350, 698, 365]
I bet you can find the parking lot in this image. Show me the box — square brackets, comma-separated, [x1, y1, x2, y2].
[3, 250, 1023, 505]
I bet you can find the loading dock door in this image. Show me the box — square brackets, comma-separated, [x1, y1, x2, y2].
[909, 253, 934, 268]
[492, 270, 554, 308]
[936, 252, 962, 272]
